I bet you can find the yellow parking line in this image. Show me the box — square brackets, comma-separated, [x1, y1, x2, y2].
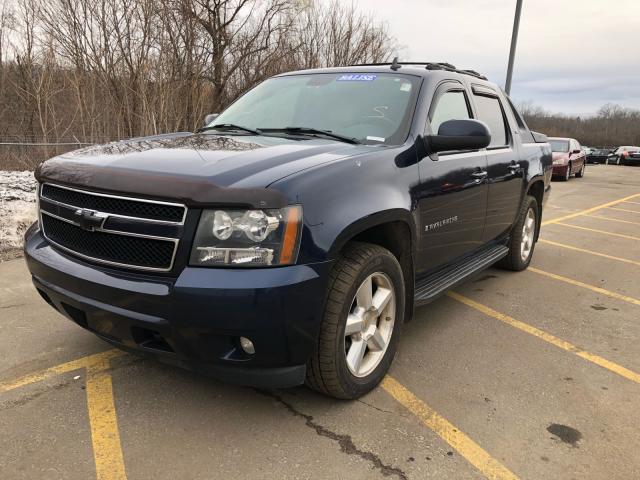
[381, 376, 519, 480]
[542, 192, 640, 225]
[609, 207, 640, 214]
[538, 239, 640, 267]
[585, 214, 640, 226]
[553, 222, 640, 241]
[0, 349, 126, 393]
[86, 356, 128, 480]
[447, 292, 640, 384]
[528, 267, 640, 307]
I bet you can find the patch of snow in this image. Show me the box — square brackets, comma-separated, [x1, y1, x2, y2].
[0, 171, 38, 254]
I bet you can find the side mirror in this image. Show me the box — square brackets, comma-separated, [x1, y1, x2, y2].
[202, 113, 219, 127]
[572, 149, 581, 154]
[426, 119, 491, 153]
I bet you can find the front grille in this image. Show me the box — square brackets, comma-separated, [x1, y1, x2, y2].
[41, 184, 185, 223]
[42, 215, 176, 270]
[39, 183, 186, 271]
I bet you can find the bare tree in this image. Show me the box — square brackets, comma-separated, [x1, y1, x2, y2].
[1, 0, 397, 169]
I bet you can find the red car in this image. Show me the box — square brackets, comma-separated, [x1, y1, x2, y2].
[549, 137, 586, 181]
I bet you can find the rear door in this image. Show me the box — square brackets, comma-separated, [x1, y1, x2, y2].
[471, 86, 525, 242]
[416, 82, 488, 274]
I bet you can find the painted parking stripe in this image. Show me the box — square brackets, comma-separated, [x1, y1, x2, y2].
[553, 223, 640, 241]
[538, 239, 640, 267]
[609, 207, 640, 215]
[86, 356, 128, 480]
[447, 292, 640, 384]
[542, 192, 640, 226]
[585, 214, 640, 226]
[0, 349, 129, 480]
[0, 349, 126, 393]
[527, 267, 640, 307]
[382, 376, 519, 480]
[623, 201, 640, 206]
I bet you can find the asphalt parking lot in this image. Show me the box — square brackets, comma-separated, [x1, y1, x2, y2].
[1, 164, 639, 480]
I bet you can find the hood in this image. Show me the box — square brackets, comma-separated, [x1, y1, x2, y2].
[552, 152, 569, 163]
[36, 132, 369, 208]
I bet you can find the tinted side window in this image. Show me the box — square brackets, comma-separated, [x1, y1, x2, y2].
[429, 91, 470, 133]
[473, 95, 508, 148]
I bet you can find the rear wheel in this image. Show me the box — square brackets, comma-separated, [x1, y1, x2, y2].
[575, 162, 585, 178]
[497, 195, 538, 271]
[306, 242, 405, 399]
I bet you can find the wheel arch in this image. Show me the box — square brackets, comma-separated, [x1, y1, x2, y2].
[329, 210, 417, 322]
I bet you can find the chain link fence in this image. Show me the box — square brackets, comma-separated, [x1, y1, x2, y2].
[0, 136, 112, 171]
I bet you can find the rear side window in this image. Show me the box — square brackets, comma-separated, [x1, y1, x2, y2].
[429, 90, 471, 133]
[505, 95, 535, 143]
[473, 95, 508, 148]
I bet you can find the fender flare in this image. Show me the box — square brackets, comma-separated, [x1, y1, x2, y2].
[327, 208, 417, 260]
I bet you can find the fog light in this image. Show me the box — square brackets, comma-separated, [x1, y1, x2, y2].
[239, 336, 255, 355]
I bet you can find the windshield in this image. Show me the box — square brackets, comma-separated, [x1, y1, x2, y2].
[210, 73, 421, 145]
[550, 140, 569, 153]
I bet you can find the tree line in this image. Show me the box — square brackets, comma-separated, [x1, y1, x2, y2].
[520, 103, 640, 148]
[0, 0, 394, 169]
[1, 0, 638, 170]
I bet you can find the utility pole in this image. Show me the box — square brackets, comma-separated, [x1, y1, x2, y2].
[505, 0, 523, 95]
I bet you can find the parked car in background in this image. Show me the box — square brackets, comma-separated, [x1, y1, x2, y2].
[582, 146, 592, 156]
[607, 146, 640, 165]
[623, 150, 640, 166]
[550, 137, 586, 180]
[587, 147, 613, 164]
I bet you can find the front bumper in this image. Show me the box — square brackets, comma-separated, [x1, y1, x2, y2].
[552, 164, 569, 176]
[25, 225, 332, 388]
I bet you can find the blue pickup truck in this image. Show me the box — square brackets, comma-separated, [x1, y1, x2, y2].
[25, 62, 552, 399]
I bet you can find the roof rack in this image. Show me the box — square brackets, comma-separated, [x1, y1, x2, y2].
[348, 60, 488, 81]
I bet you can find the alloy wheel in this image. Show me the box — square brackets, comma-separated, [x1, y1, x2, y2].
[344, 272, 396, 378]
[520, 207, 536, 262]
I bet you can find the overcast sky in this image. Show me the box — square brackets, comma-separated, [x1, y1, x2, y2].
[352, 0, 640, 115]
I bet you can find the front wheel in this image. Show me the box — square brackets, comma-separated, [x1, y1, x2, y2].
[306, 242, 405, 399]
[562, 163, 571, 181]
[575, 162, 585, 178]
[497, 195, 539, 271]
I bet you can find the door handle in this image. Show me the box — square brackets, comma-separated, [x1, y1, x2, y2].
[471, 170, 488, 179]
[509, 162, 522, 171]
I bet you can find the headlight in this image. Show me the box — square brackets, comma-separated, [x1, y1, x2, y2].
[190, 206, 302, 267]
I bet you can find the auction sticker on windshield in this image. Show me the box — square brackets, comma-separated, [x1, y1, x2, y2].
[336, 74, 377, 81]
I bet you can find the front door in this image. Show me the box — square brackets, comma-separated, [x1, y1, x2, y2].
[416, 84, 488, 275]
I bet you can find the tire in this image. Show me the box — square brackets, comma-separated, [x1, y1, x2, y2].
[575, 162, 585, 178]
[562, 163, 571, 181]
[616, 157, 621, 165]
[497, 195, 539, 271]
[306, 242, 405, 399]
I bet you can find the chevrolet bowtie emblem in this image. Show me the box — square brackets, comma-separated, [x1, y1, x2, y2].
[73, 209, 108, 231]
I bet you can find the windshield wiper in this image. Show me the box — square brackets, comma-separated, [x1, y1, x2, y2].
[258, 127, 360, 145]
[197, 123, 262, 135]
